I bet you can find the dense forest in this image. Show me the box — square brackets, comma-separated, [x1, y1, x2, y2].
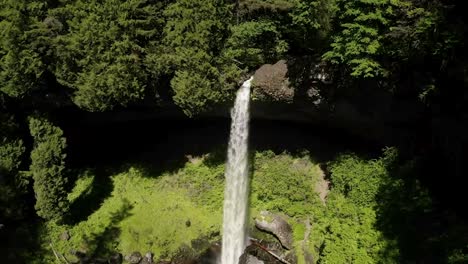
[1, 0, 468, 263]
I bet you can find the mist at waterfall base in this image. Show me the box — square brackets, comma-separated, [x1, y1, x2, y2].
[220, 77, 253, 264]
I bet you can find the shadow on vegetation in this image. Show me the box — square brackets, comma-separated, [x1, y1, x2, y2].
[60, 115, 383, 227]
[376, 156, 468, 263]
[0, 219, 47, 264]
[76, 198, 133, 261]
[286, 56, 330, 103]
[58, 113, 468, 262]
[63, 118, 232, 176]
[66, 167, 115, 225]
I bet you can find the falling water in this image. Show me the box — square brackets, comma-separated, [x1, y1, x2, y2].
[220, 77, 253, 264]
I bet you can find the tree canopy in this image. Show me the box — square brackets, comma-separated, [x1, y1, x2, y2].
[0, 0, 467, 262]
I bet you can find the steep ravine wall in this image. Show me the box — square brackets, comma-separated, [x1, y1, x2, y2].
[58, 59, 424, 146]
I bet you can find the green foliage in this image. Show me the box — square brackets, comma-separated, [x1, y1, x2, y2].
[67, 170, 94, 203]
[328, 153, 389, 207]
[387, 1, 449, 58]
[18, 146, 468, 263]
[323, 0, 402, 78]
[156, 0, 236, 116]
[168, 156, 225, 210]
[251, 151, 322, 217]
[35, 166, 222, 263]
[30, 150, 326, 263]
[290, 0, 337, 47]
[0, 113, 25, 175]
[0, 112, 27, 221]
[0, 138, 27, 220]
[0, 139, 25, 176]
[223, 21, 289, 68]
[53, 0, 162, 111]
[240, 0, 295, 13]
[29, 115, 68, 222]
[319, 193, 398, 263]
[309, 149, 401, 263]
[0, 0, 52, 97]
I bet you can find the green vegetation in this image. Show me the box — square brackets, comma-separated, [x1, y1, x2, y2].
[315, 150, 399, 263]
[27, 147, 466, 263]
[250, 151, 322, 217]
[38, 167, 221, 263]
[27, 151, 320, 263]
[0, 111, 26, 222]
[1, 0, 468, 263]
[29, 116, 69, 222]
[52, 0, 163, 111]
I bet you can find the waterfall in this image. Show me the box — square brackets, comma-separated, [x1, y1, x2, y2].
[220, 77, 253, 264]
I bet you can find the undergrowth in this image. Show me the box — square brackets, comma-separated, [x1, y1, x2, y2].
[29, 148, 466, 263]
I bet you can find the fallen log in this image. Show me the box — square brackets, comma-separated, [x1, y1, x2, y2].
[249, 238, 291, 264]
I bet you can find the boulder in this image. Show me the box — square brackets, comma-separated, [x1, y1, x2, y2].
[141, 252, 154, 264]
[125, 252, 142, 264]
[252, 60, 294, 103]
[170, 244, 197, 264]
[109, 253, 123, 264]
[197, 241, 221, 264]
[60, 230, 70, 241]
[248, 58, 421, 145]
[238, 253, 264, 264]
[255, 211, 293, 249]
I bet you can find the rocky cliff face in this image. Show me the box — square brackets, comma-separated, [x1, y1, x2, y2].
[250, 59, 423, 145]
[63, 58, 423, 146]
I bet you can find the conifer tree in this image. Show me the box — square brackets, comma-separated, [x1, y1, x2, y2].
[29, 115, 68, 222]
[0, 0, 53, 97]
[53, 0, 162, 111]
[157, 0, 233, 116]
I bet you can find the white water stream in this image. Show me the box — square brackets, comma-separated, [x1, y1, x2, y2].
[220, 77, 253, 264]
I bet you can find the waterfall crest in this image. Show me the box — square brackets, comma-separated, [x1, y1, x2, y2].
[220, 77, 253, 264]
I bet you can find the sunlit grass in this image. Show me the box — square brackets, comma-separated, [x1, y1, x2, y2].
[35, 151, 322, 263]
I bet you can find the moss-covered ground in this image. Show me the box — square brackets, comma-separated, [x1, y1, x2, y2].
[30, 149, 467, 263]
[32, 151, 322, 263]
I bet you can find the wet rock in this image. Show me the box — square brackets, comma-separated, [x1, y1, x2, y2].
[109, 253, 123, 264]
[141, 252, 153, 264]
[125, 252, 142, 264]
[60, 230, 70, 241]
[238, 253, 264, 264]
[171, 244, 197, 264]
[71, 250, 90, 262]
[252, 60, 294, 103]
[197, 241, 221, 264]
[190, 237, 210, 252]
[255, 211, 293, 249]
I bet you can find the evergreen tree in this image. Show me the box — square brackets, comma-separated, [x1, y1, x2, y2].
[0, 0, 54, 97]
[0, 109, 27, 221]
[0, 114, 25, 177]
[156, 0, 234, 116]
[223, 20, 289, 69]
[29, 115, 68, 222]
[53, 0, 163, 111]
[290, 0, 337, 50]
